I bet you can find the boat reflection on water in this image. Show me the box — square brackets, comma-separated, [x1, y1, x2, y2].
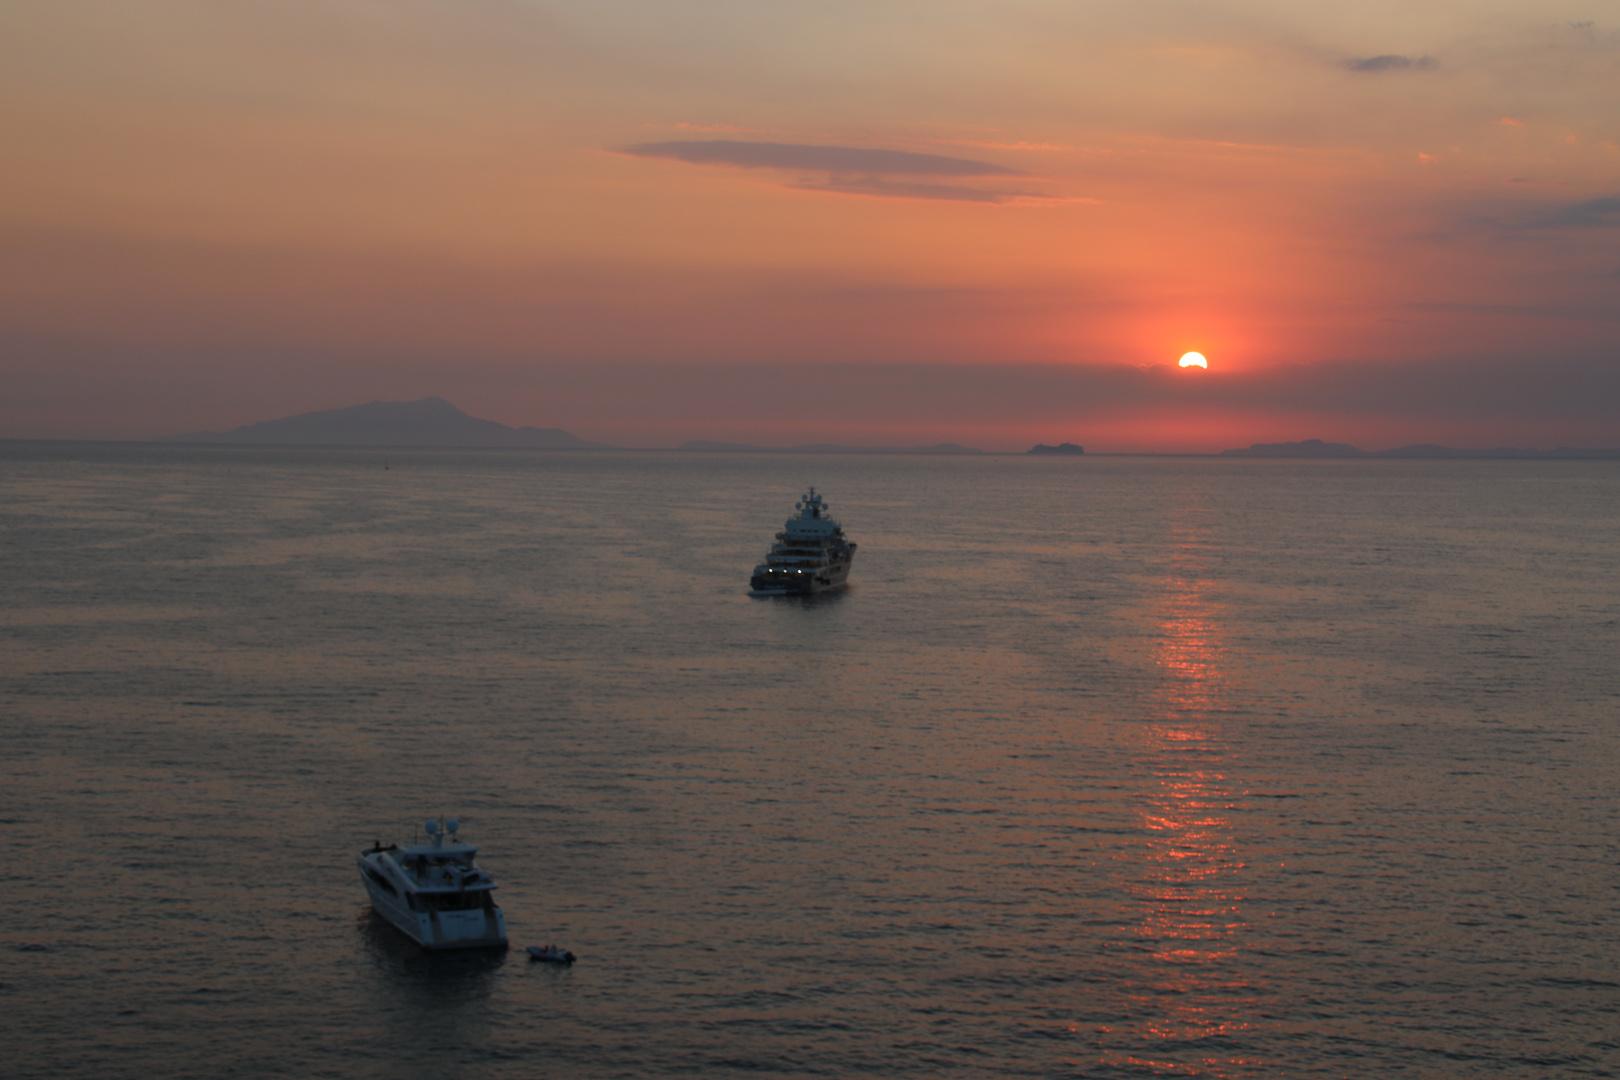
[352, 907, 513, 1075]
[355, 906, 508, 998]
[1100, 520, 1267, 1076]
[758, 585, 852, 610]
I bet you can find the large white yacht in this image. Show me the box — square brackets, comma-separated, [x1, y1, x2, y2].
[748, 488, 857, 596]
[357, 818, 508, 950]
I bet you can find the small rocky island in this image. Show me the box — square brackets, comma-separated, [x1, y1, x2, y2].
[1028, 442, 1085, 455]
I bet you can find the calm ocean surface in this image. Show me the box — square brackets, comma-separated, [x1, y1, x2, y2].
[4, 445, 1619, 1078]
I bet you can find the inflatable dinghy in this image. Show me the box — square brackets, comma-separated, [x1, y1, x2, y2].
[527, 945, 576, 965]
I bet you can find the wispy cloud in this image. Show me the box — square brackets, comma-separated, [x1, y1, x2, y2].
[1445, 193, 1620, 235]
[936, 139, 1074, 152]
[1404, 301, 1620, 322]
[620, 140, 1024, 176]
[501, 356, 1620, 448]
[1345, 54, 1435, 72]
[1545, 196, 1620, 228]
[618, 139, 1040, 204]
[792, 177, 1039, 204]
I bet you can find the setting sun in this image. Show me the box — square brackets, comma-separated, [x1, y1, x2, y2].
[1179, 352, 1208, 368]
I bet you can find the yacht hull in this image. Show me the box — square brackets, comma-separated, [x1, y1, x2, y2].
[358, 853, 507, 950]
[748, 557, 854, 596]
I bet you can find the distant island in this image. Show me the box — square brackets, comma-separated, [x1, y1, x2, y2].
[166, 397, 602, 448]
[1220, 438, 1620, 459]
[150, 407, 1620, 458]
[1220, 439, 1364, 458]
[678, 440, 982, 454]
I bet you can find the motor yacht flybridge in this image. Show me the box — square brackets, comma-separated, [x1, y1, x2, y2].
[357, 817, 507, 950]
[748, 488, 857, 596]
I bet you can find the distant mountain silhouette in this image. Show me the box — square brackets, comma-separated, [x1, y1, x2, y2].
[678, 440, 982, 454]
[1372, 444, 1620, 459]
[1220, 439, 1367, 458]
[1028, 442, 1085, 455]
[167, 397, 603, 448]
[1221, 439, 1620, 459]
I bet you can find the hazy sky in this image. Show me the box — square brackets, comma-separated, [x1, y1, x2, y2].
[4, 0, 1618, 449]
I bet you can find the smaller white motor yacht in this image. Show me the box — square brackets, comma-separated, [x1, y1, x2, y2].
[357, 817, 508, 950]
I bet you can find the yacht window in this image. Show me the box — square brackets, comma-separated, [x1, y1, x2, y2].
[363, 866, 398, 896]
[419, 890, 488, 912]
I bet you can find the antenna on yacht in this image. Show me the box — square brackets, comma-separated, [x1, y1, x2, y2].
[446, 817, 460, 839]
[425, 818, 442, 848]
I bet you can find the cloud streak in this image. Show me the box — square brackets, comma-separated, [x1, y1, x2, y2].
[1545, 196, 1620, 228]
[620, 140, 1025, 176]
[9, 322, 1619, 449]
[791, 177, 1043, 204]
[618, 139, 1040, 202]
[1345, 54, 1435, 72]
[512, 355, 1620, 449]
[1404, 301, 1620, 322]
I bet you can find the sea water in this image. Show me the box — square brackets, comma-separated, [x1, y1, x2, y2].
[3, 444, 1618, 1078]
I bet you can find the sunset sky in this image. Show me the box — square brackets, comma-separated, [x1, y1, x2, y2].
[4, 1, 1618, 450]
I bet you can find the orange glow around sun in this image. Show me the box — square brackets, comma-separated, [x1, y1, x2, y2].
[1179, 352, 1208, 368]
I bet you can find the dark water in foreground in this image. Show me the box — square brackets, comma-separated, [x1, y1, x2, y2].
[4, 445, 1619, 1078]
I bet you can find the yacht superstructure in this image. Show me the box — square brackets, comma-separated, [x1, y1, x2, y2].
[357, 818, 507, 950]
[748, 488, 857, 596]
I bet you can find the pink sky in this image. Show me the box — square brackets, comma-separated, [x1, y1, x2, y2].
[3, 1, 1617, 450]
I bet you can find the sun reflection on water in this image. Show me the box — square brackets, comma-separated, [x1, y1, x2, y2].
[1100, 517, 1265, 1075]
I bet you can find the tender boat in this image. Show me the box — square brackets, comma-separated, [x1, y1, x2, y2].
[527, 944, 576, 965]
[748, 488, 857, 596]
[357, 817, 508, 950]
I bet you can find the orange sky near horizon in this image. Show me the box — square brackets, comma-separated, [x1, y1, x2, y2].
[3, 1, 1618, 450]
